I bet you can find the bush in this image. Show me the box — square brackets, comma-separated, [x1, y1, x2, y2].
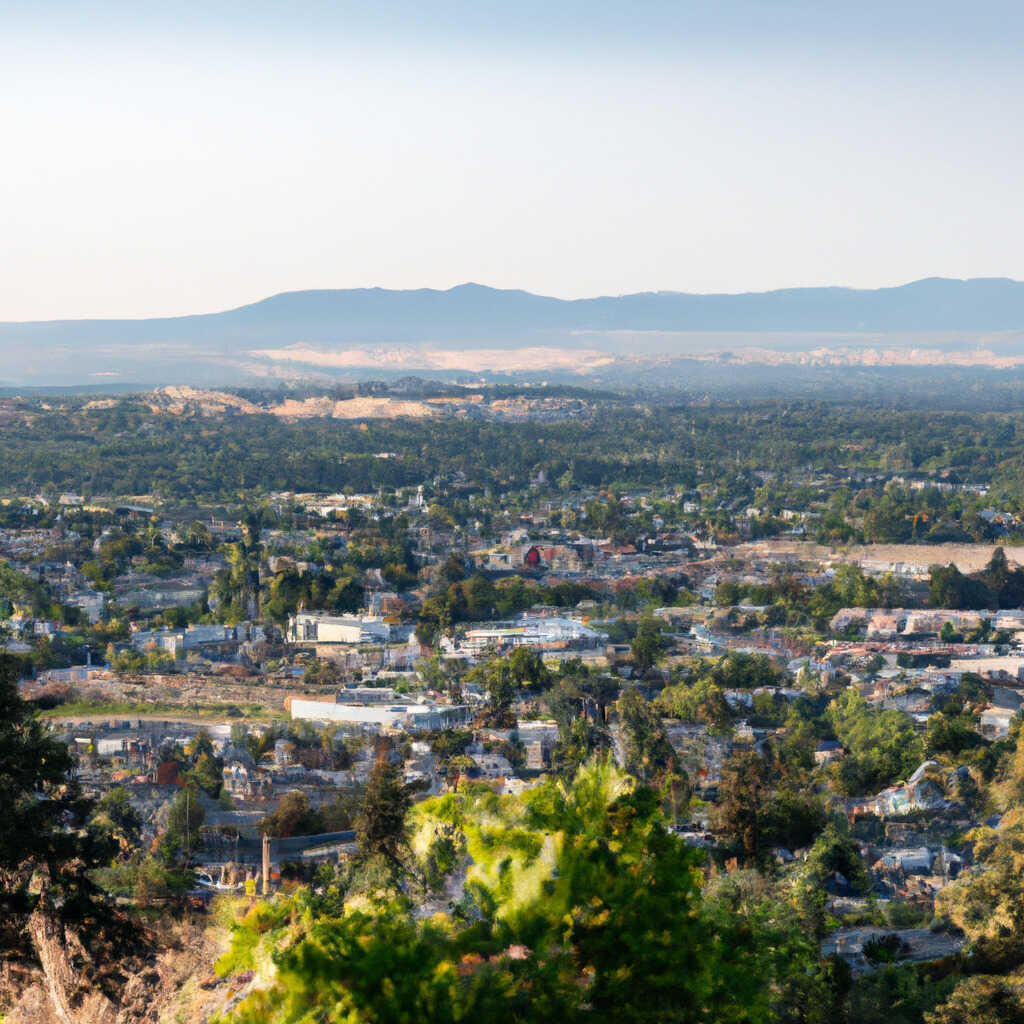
[863, 933, 911, 964]
[886, 901, 931, 928]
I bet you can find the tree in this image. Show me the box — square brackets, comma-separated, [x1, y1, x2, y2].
[416, 655, 458, 696]
[703, 651, 783, 690]
[926, 976, 1024, 1024]
[474, 658, 518, 728]
[212, 759, 793, 1024]
[803, 822, 871, 895]
[0, 649, 103, 891]
[130, 856, 192, 908]
[546, 680, 612, 779]
[506, 646, 551, 691]
[190, 750, 224, 797]
[940, 620, 963, 644]
[848, 966, 956, 1024]
[439, 553, 467, 583]
[185, 727, 215, 760]
[630, 617, 664, 673]
[222, 899, 580, 1024]
[929, 563, 991, 610]
[183, 520, 212, 548]
[827, 689, 924, 795]
[302, 658, 343, 687]
[575, 673, 620, 723]
[712, 750, 772, 863]
[0, 653, 137, 1015]
[355, 756, 418, 871]
[616, 688, 678, 785]
[980, 547, 1024, 608]
[159, 783, 205, 864]
[89, 786, 142, 855]
[926, 710, 987, 758]
[261, 792, 323, 838]
[657, 677, 732, 733]
[760, 787, 827, 852]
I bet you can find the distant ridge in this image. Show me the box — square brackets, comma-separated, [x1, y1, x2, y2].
[4, 277, 1024, 344]
[3, 277, 1024, 386]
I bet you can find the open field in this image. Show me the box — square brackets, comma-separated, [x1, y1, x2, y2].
[737, 540, 1024, 574]
[39, 701, 279, 724]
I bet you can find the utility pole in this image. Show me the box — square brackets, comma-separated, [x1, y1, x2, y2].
[262, 834, 271, 895]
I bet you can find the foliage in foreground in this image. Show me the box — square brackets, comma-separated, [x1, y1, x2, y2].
[216, 760, 829, 1023]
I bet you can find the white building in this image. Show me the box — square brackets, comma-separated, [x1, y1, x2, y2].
[980, 705, 1019, 739]
[67, 591, 104, 623]
[289, 697, 470, 733]
[302, 493, 377, 517]
[288, 612, 394, 646]
[442, 615, 602, 658]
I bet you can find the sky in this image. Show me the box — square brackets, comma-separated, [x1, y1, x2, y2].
[2, 1, 1024, 320]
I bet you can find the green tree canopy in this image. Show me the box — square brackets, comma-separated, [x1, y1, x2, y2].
[219, 760, 813, 1023]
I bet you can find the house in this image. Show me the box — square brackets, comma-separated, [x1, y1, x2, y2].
[994, 610, 1024, 632]
[814, 740, 845, 765]
[130, 623, 242, 658]
[848, 761, 947, 818]
[538, 543, 594, 572]
[865, 611, 906, 639]
[877, 847, 934, 875]
[470, 752, 514, 779]
[979, 705, 1018, 739]
[66, 590, 104, 623]
[524, 740, 551, 770]
[222, 747, 268, 797]
[498, 777, 534, 796]
[523, 545, 543, 568]
[829, 609, 867, 634]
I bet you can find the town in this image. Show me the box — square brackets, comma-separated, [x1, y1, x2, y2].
[4, 390, 1024, 1021]
[7, 0, 1024, 1014]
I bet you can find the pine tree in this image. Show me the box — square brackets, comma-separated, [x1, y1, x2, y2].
[0, 653, 100, 917]
[159, 783, 206, 864]
[355, 755, 417, 870]
[0, 652, 138, 1010]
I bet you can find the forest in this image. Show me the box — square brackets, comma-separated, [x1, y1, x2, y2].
[2, 392, 1024, 555]
[0, 393, 1016, 504]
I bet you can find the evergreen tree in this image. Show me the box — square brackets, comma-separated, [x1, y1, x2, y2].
[159, 783, 205, 865]
[616, 688, 678, 785]
[355, 755, 418, 870]
[0, 653, 106, 913]
[712, 749, 772, 864]
[0, 652, 137, 1008]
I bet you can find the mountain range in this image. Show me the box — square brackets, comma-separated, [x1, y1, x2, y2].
[3, 277, 1024, 387]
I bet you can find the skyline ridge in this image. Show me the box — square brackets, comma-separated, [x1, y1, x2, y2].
[4, 274, 1024, 328]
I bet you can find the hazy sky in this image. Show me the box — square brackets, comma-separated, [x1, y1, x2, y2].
[2, 1, 1024, 319]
